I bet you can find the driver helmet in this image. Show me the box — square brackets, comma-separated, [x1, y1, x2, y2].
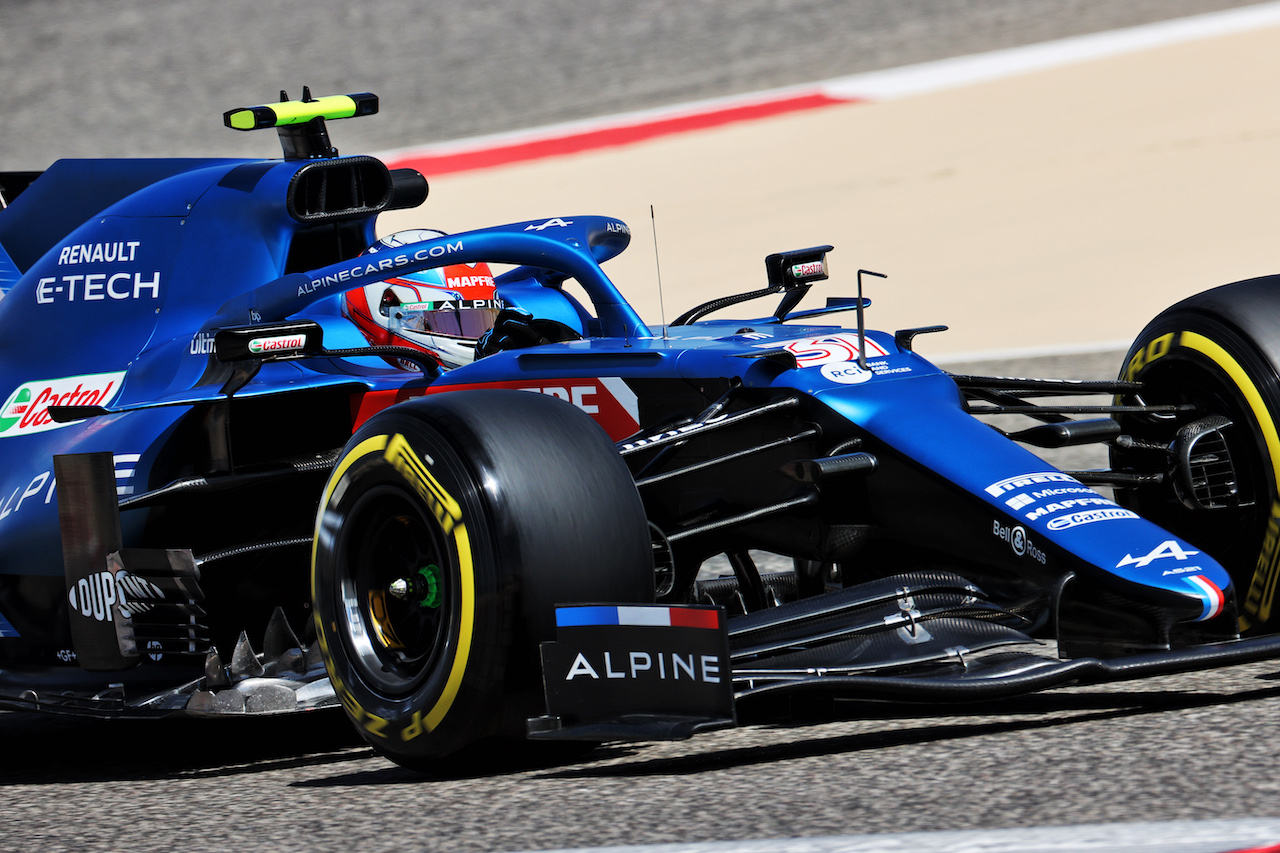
[343, 229, 501, 370]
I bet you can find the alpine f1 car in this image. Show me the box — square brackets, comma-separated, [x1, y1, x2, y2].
[3, 91, 1280, 769]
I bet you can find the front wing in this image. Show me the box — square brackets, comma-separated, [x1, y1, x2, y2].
[528, 577, 1280, 742]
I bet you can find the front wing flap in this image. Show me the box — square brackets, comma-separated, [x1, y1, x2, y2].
[529, 576, 1280, 741]
[530, 604, 736, 741]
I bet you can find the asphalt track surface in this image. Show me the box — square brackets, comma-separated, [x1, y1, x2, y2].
[4, 650, 1280, 853]
[5, 3, 1280, 852]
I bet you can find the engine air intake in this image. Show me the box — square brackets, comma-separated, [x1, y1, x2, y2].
[287, 156, 392, 222]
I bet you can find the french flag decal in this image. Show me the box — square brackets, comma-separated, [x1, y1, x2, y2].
[556, 605, 721, 630]
[1185, 575, 1226, 621]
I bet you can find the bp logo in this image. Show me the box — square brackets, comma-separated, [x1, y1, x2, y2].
[0, 372, 126, 437]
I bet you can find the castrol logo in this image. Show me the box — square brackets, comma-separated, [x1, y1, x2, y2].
[248, 334, 307, 354]
[790, 260, 826, 278]
[0, 371, 126, 437]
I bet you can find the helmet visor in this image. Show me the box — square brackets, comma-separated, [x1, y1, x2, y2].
[389, 297, 503, 340]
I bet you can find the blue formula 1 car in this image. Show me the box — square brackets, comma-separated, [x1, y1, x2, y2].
[3, 92, 1280, 769]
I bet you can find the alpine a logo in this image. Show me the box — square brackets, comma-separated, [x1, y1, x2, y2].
[1117, 539, 1200, 570]
[525, 218, 573, 231]
[0, 371, 125, 437]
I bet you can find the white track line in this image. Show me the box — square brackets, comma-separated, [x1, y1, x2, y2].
[514, 817, 1280, 853]
[821, 0, 1280, 100]
[380, 1, 1280, 168]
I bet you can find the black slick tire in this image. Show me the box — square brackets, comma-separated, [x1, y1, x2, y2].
[311, 390, 653, 767]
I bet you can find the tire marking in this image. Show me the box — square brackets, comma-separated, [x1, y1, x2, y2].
[361, 711, 391, 739]
[1123, 331, 1176, 381]
[385, 433, 461, 536]
[1244, 500, 1280, 629]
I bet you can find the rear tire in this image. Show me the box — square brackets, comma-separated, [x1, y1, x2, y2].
[311, 390, 653, 768]
[1113, 276, 1280, 634]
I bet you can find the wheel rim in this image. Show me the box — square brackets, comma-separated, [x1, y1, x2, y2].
[337, 484, 452, 696]
[1117, 354, 1272, 581]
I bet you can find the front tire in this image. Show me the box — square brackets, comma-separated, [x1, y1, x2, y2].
[1113, 276, 1280, 634]
[311, 390, 653, 767]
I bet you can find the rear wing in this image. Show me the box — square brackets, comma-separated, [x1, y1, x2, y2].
[0, 239, 19, 296]
[0, 170, 40, 295]
[0, 171, 41, 208]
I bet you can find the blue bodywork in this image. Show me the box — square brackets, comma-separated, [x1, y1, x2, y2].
[0, 120, 1242, 715]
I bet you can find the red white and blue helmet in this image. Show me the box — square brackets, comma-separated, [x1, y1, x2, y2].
[343, 230, 501, 370]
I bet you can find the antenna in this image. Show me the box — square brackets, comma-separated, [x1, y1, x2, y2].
[650, 205, 668, 341]
[856, 269, 887, 368]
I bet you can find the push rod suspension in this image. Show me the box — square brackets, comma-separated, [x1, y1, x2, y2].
[634, 427, 820, 488]
[618, 397, 800, 457]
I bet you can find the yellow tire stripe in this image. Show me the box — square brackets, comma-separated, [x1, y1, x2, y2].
[427, 520, 474, 731]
